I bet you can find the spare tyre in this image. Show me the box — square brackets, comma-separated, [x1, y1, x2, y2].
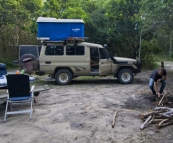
[19, 54, 39, 74]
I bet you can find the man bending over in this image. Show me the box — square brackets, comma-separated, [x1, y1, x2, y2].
[149, 68, 167, 100]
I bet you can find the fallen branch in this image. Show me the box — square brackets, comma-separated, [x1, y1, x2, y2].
[148, 114, 155, 124]
[154, 116, 161, 119]
[158, 93, 167, 105]
[157, 120, 173, 128]
[139, 110, 163, 120]
[154, 107, 173, 119]
[150, 119, 165, 124]
[158, 119, 169, 126]
[154, 107, 172, 111]
[112, 110, 118, 128]
[140, 115, 152, 130]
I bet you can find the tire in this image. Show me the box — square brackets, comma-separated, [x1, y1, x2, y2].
[55, 69, 72, 85]
[118, 69, 134, 84]
[19, 54, 39, 74]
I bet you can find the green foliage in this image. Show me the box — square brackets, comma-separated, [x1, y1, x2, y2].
[0, 58, 18, 69]
[86, 0, 142, 58]
[170, 52, 173, 59]
[0, 0, 42, 63]
[153, 54, 173, 62]
[42, 0, 90, 21]
[62, 7, 89, 21]
[140, 40, 161, 69]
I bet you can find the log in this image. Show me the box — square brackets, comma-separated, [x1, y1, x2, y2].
[150, 119, 166, 124]
[154, 107, 172, 111]
[154, 107, 173, 118]
[155, 115, 164, 119]
[139, 111, 163, 119]
[160, 112, 173, 119]
[158, 119, 169, 126]
[158, 93, 167, 105]
[112, 110, 118, 128]
[140, 115, 152, 130]
[157, 120, 173, 128]
[158, 93, 169, 105]
[148, 114, 155, 124]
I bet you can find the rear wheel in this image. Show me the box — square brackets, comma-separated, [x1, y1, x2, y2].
[55, 69, 72, 85]
[118, 69, 133, 84]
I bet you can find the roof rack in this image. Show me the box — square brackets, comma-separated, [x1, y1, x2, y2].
[67, 37, 88, 41]
[41, 37, 88, 46]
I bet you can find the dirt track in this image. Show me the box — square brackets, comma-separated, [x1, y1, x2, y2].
[0, 69, 173, 143]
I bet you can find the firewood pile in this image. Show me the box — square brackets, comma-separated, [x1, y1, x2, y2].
[140, 92, 173, 130]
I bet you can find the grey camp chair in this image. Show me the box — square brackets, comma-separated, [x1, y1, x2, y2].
[4, 74, 35, 122]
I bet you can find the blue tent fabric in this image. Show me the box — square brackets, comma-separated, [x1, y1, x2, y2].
[37, 18, 84, 41]
[50, 23, 71, 40]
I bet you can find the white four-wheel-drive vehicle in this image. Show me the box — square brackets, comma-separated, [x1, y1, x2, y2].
[34, 40, 142, 85]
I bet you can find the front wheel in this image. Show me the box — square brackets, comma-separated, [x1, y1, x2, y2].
[55, 69, 72, 85]
[118, 69, 134, 84]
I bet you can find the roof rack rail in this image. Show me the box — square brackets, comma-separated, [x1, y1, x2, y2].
[67, 37, 88, 41]
[41, 37, 88, 46]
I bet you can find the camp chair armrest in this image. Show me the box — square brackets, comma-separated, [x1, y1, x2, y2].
[30, 85, 35, 93]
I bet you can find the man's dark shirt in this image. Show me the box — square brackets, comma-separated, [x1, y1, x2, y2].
[150, 69, 167, 82]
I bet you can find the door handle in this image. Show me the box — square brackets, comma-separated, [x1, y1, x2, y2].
[45, 61, 51, 64]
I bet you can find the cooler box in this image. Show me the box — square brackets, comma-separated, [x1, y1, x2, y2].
[0, 63, 7, 77]
[37, 17, 84, 41]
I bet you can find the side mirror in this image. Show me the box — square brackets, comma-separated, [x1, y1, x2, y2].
[104, 44, 107, 48]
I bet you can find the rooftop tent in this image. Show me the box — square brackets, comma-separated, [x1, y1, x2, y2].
[37, 17, 85, 41]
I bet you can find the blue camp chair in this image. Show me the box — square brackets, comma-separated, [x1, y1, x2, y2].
[4, 74, 35, 122]
[0, 63, 7, 77]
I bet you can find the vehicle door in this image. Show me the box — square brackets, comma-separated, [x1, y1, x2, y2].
[99, 48, 112, 76]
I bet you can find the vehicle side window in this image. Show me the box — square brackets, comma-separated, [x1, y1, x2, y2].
[45, 46, 54, 55]
[45, 46, 64, 55]
[55, 46, 64, 55]
[66, 46, 75, 55]
[20, 46, 39, 58]
[66, 46, 84, 55]
[99, 48, 109, 59]
[76, 46, 85, 55]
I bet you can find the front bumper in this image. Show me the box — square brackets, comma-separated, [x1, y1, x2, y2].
[134, 60, 142, 73]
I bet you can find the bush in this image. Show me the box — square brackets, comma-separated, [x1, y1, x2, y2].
[140, 40, 161, 69]
[141, 54, 158, 69]
[0, 58, 18, 69]
[170, 52, 173, 59]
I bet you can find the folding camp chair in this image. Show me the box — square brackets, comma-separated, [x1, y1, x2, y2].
[4, 74, 35, 122]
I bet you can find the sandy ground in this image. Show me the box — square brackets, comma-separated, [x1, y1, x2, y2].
[0, 66, 173, 143]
